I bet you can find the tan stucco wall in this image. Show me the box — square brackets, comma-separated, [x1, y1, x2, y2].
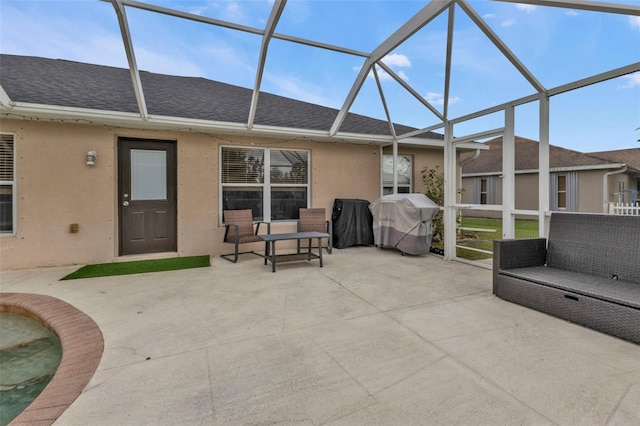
[381, 145, 446, 195]
[1, 120, 118, 269]
[461, 168, 636, 219]
[0, 119, 391, 269]
[579, 170, 607, 213]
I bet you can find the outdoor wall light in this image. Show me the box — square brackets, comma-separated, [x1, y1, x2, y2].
[86, 150, 97, 166]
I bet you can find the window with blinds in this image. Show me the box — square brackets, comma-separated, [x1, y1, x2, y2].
[473, 176, 495, 205]
[382, 154, 412, 195]
[0, 133, 15, 234]
[220, 146, 309, 222]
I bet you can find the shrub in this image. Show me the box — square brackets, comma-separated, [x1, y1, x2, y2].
[421, 165, 463, 242]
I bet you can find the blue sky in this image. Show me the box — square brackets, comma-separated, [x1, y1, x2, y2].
[1, 0, 639, 152]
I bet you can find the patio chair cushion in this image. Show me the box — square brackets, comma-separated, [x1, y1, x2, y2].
[223, 209, 260, 242]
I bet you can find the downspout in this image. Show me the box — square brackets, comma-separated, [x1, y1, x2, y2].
[603, 165, 627, 213]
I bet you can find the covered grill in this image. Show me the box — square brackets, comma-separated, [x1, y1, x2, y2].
[369, 193, 440, 255]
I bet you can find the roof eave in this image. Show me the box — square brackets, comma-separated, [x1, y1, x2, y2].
[1, 102, 464, 147]
[462, 163, 639, 177]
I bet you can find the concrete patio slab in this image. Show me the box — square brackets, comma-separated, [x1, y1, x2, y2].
[1, 246, 639, 425]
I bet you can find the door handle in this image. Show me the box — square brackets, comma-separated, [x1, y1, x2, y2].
[123, 201, 129, 206]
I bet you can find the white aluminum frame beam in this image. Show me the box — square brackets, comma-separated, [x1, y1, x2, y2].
[247, 0, 286, 130]
[443, 3, 456, 120]
[450, 62, 639, 127]
[493, 0, 640, 16]
[539, 95, 550, 237]
[113, 0, 370, 57]
[457, 0, 545, 93]
[397, 123, 446, 140]
[549, 62, 640, 96]
[376, 61, 445, 121]
[373, 66, 400, 193]
[329, 0, 453, 136]
[0, 85, 11, 107]
[443, 122, 456, 260]
[502, 106, 516, 239]
[111, 0, 148, 119]
[451, 128, 505, 144]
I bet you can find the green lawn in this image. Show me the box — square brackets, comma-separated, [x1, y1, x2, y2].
[435, 217, 539, 261]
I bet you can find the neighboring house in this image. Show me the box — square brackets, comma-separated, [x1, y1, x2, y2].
[461, 137, 640, 219]
[0, 54, 473, 269]
[589, 148, 640, 205]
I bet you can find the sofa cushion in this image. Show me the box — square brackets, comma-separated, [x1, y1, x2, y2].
[500, 266, 640, 310]
[546, 213, 640, 283]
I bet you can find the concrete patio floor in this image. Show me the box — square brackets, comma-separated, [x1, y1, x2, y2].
[2, 247, 639, 425]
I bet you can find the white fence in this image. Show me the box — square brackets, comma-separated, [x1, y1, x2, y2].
[609, 203, 640, 216]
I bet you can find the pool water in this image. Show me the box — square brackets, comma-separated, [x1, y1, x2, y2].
[0, 312, 62, 426]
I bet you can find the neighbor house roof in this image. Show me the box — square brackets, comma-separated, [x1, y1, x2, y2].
[460, 136, 636, 175]
[0, 54, 444, 142]
[588, 148, 640, 170]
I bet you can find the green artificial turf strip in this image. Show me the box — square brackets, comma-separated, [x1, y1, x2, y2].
[61, 255, 211, 280]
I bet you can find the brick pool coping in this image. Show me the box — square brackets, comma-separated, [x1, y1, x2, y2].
[1, 292, 104, 425]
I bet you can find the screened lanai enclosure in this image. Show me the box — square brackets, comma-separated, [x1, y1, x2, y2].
[1, 0, 639, 265]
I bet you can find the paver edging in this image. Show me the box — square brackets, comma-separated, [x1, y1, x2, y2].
[1, 292, 104, 425]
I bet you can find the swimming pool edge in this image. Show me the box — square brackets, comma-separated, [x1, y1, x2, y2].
[1, 293, 104, 426]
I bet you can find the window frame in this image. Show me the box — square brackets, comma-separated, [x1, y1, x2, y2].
[480, 178, 488, 204]
[382, 154, 412, 195]
[556, 174, 567, 210]
[0, 132, 16, 236]
[219, 145, 310, 224]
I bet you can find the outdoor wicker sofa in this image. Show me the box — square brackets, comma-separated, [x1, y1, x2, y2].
[493, 212, 640, 344]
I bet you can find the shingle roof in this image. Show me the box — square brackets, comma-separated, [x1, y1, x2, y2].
[0, 54, 442, 139]
[461, 136, 625, 174]
[588, 148, 640, 170]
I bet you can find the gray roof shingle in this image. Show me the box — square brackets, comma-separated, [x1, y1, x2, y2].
[1, 54, 442, 139]
[588, 148, 640, 170]
[461, 136, 631, 174]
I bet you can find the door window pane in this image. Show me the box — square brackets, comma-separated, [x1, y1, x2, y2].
[131, 149, 166, 200]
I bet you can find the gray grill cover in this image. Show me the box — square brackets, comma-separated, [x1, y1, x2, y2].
[369, 194, 440, 255]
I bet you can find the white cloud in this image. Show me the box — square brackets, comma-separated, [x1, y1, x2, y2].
[370, 68, 394, 82]
[225, 2, 244, 20]
[424, 92, 460, 106]
[360, 60, 410, 82]
[516, 4, 537, 13]
[396, 70, 409, 81]
[187, 6, 209, 16]
[501, 19, 516, 27]
[381, 53, 411, 68]
[264, 72, 335, 107]
[136, 48, 204, 77]
[483, 13, 497, 19]
[630, 16, 640, 31]
[618, 73, 640, 89]
[565, 10, 580, 17]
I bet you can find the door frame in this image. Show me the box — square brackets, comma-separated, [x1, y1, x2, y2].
[117, 137, 177, 256]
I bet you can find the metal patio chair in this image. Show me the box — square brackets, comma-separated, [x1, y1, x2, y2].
[221, 209, 270, 263]
[297, 208, 333, 254]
